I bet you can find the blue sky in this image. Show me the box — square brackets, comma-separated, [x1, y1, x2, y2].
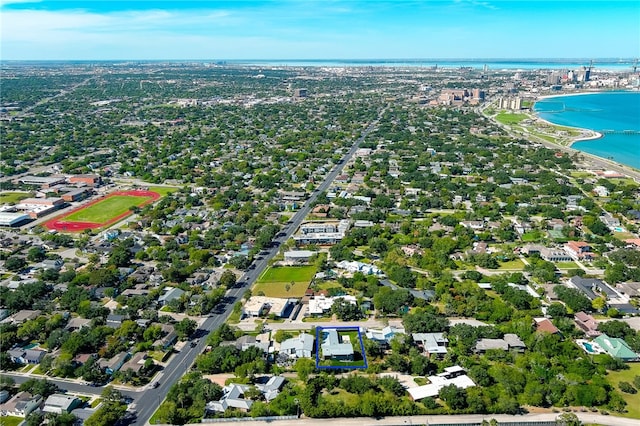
[1, 0, 638, 60]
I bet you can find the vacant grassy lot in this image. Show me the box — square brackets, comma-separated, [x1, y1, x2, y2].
[260, 266, 316, 283]
[65, 195, 150, 223]
[495, 112, 529, 125]
[253, 266, 316, 297]
[606, 363, 640, 419]
[0, 192, 31, 204]
[498, 259, 525, 270]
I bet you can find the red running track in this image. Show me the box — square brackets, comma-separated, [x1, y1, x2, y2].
[44, 190, 160, 232]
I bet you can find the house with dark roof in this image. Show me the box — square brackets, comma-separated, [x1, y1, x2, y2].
[569, 276, 617, 301]
[0, 392, 43, 417]
[7, 348, 46, 364]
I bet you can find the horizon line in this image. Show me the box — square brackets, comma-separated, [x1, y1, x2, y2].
[2, 57, 638, 63]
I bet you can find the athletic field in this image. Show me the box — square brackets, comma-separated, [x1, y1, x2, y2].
[45, 190, 160, 232]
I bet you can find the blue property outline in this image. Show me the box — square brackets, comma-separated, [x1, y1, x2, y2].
[315, 326, 368, 370]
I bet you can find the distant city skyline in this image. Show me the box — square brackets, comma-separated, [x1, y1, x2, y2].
[1, 0, 638, 61]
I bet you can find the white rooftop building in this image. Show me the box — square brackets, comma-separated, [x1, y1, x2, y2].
[308, 294, 357, 316]
[407, 366, 475, 401]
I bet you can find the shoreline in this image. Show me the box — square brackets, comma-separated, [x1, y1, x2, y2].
[530, 90, 639, 170]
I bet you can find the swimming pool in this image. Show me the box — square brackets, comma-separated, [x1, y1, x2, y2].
[581, 342, 596, 353]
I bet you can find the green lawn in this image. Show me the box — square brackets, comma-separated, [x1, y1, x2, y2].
[0, 416, 23, 426]
[148, 186, 178, 196]
[556, 261, 579, 269]
[253, 280, 310, 298]
[606, 363, 640, 419]
[259, 266, 316, 282]
[498, 259, 525, 270]
[521, 231, 544, 242]
[0, 191, 31, 204]
[253, 266, 316, 297]
[65, 195, 150, 223]
[495, 112, 529, 125]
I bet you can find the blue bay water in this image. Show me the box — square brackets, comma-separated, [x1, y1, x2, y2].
[533, 92, 640, 170]
[225, 59, 635, 71]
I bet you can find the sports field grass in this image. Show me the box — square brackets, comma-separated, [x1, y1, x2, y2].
[253, 266, 316, 297]
[65, 195, 150, 223]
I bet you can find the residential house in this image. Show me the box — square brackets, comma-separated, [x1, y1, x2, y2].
[2, 310, 41, 325]
[475, 334, 526, 353]
[205, 384, 253, 412]
[228, 335, 270, 353]
[154, 325, 177, 350]
[535, 318, 561, 335]
[121, 352, 149, 375]
[564, 241, 594, 261]
[412, 333, 448, 357]
[72, 353, 96, 367]
[99, 352, 130, 375]
[593, 334, 639, 361]
[574, 312, 601, 337]
[254, 376, 286, 401]
[0, 392, 43, 417]
[42, 394, 81, 414]
[407, 366, 475, 401]
[158, 287, 185, 306]
[308, 294, 357, 316]
[320, 329, 354, 361]
[365, 325, 406, 346]
[616, 282, 640, 298]
[7, 348, 46, 365]
[569, 276, 618, 301]
[65, 317, 92, 332]
[540, 247, 573, 262]
[279, 333, 314, 359]
[106, 314, 126, 329]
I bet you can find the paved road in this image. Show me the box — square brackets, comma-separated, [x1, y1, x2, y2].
[0, 107, 386, 426]
[180, 412, 640, 426]
[135, 107, 385, 425]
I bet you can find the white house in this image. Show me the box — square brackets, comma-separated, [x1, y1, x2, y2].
[279, 333, 315, 359]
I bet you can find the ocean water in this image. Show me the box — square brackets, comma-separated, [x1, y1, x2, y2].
[534, 92, 640, 170]
[225, 59, 635, 71]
